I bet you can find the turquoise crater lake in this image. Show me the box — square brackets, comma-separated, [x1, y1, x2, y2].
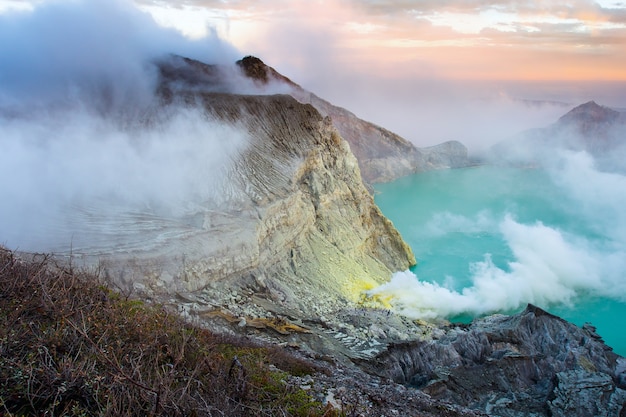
[373, 160, 626, 356]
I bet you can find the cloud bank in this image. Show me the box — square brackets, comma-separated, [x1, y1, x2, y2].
[0, 0, 249, 252]
[0, 0, 238, 107]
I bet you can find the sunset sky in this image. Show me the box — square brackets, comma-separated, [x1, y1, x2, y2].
[3, 0, 625, 81]
[1, 0, 625, 147]
[139, 0, 626, 146]
[134, 0, 626, 82]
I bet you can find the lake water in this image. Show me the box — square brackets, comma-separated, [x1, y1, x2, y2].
[373, 161, 626, 356]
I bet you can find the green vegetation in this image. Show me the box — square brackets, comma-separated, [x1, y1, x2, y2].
[0, 249, 335, 416]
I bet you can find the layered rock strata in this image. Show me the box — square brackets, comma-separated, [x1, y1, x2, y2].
[72, 58, 416, 324]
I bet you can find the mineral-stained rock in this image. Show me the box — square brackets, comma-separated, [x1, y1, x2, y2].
[71, 57, 415, 323]
[368, 304, 626, 417]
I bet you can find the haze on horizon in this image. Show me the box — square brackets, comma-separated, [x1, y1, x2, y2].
[141, 0, 626, 151]
[2, 0, 626, 150]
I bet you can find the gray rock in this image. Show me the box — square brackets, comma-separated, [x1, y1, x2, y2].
[548, 370, 626, 417]
[368, 304, 624, 416]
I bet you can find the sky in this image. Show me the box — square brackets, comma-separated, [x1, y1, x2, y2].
[0, 0, 248, 251]
[1, 0, 626, 148]
[128, 0, 626, 147]
[129, 0, 626, 81]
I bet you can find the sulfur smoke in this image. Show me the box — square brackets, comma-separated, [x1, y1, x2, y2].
[0, 0, 249, 252]
[368, 140, 626, 320]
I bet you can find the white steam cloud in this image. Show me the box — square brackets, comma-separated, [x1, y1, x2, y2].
[0, 0, 249, 252]
[0, 0, 238, 105]
[368, 150, 626, 320]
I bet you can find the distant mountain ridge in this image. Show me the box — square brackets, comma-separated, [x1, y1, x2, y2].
[555, 100, 625, 151]
[489, 100, 626, 167]
[558, 100, 622, 125]
[236, 55, 471, 183]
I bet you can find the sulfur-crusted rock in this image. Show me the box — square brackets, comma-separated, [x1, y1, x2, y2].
[72, 57, 415, 323]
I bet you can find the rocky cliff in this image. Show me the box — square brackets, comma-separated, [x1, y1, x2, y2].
[237, 56, 469, 183]
[368, 304, 626, 417]
[66, 56, 416, 328]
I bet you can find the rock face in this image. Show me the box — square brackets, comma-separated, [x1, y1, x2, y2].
[488, 101, 626, 168]
[82, 56, 415, 320]
[237, 56, 469, 184]
[368, 304, 626, 417]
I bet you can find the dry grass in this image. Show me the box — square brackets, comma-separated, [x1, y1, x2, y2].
[0, 248, 335, 416]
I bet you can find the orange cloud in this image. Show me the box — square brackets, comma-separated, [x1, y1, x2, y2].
[136, 0, 626, 81]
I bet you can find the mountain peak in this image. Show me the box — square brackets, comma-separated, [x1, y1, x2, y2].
[580, 100, 599, 107]
[236, 55, 297, 87]
[236, 56, 269, 82]
[558, 100, 620, 126]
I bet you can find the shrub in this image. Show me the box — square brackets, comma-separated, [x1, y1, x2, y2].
[0, 248, 328, 416]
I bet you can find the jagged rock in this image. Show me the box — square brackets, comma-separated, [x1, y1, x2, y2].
[237, 55, 293, 86]
[368, 304, 625, 416]
[548, 370, 626, 417]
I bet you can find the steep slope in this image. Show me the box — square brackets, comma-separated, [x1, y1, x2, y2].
[237, 56, 469, 183]
[69, 56, 416, 329]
